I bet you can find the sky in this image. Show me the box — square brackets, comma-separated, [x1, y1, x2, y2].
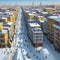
[0, 0, 60, 5]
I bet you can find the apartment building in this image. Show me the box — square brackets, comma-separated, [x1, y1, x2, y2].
[28, 22, 43, 47]
[0, 22, 8, 48]
[53, 18, 60, 51]
[47, 15, 59, 43]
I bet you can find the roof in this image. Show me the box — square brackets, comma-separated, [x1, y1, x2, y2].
[2, 17, 7, 20]
[39, 20, 45, 23]
[9, 12, 13, 15]
[44, 7, 53, 9]
[7, 21, 13, 25]
[54, 17, 60, 22]
[48, 15, 60, 22]
[0, 30, 7, 34]
[25, 10, 30, 13]
[53, 24, 60, 30]
[28, 13, 34, 16]
[29, 22, 40, 28]
[41, 12, 48, 14]
[37, 16, 44, 18]
[28, 19, 36, 22]
[48, 15, 58, 19]
[32, 12, 36, 14]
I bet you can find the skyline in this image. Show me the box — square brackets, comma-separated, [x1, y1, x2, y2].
[0, 0, 60, 5]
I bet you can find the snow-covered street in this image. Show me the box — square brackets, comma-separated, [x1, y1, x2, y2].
[13, 9, 60, 60]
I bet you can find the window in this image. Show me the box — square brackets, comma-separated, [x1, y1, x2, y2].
[1, 40, 5, 43]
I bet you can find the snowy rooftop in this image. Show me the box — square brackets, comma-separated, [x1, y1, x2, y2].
[39, 20, 45, 23]
[28, 13, 34, 16]
[37, 16, 44, 18]
[32, 12, 36, 14]
[29, 22, 40, 28]
[2, 17, 7, 20]
[28, 19, 35, 21]
[9, 12, 13, 15]
[0, 29, 7, 34]
[48, 15, 60, 22]
[1, 7, 7, 10]
[28, 19, 36, 22]
[48, 15, 58, 19]
[53, 24, 60, 30]
[25, 10, 30, 13]
[35, 14, 45, 19]
[44, 7, 53, 9]
[7, 21, 13, 25]
[41, 11, 48, 14]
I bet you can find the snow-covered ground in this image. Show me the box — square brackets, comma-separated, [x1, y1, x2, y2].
[0, 48, 14, 60]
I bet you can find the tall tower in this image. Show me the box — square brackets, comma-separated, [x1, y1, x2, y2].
[39, 1, 42, 11]
[32, 1, 34, 8]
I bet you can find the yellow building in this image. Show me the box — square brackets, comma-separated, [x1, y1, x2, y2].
[3, 12, 15, 23]
[35, 15, 45, 22]
[0, 8, 19, 48]
[6, 12, 15, 23]
[0, 22, 3, 30]
[3, 22, 14, 47]
[0, 22, 8, 48]
[0, 17, 14, 47]
[44, 8, 53, 13]
[44, 5, 56, 13]
[0, 16, 14, 35]
[8, 8, 19, 21]
[53, 18, 60, 51]
[47, 16, 58, 43]
[27, 13, 34, 19]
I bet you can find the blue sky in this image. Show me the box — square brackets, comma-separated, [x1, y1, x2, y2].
[0, 0, 60, 5]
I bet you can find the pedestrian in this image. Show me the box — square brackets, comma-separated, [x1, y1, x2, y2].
[45, 56, 47, 59]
